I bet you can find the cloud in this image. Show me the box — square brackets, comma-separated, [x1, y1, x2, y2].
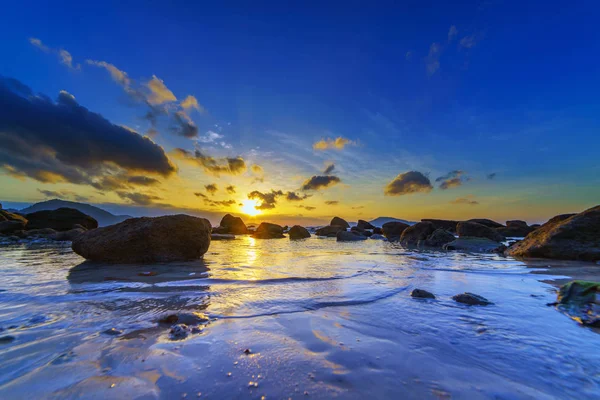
[487, 172, 497, 180]
[201, 198, 237, 208]
[251, 164, 264, 174]
[323, 163, 335, 174]
[325, 200, 339, 205]
[248, 190, 283, 210]
[86, 60, 141, 99]
[38, 189, 90, 203]
[426, 43, 441, 75]
[29, 38, 49, 52]
[194, 192, 207, 198]
[145, 75, 177, 105]
[297, 205, 316, 211]
[197, 130, 224, 143]
[450, 196, 479, 205]
[171, 111, 198, 138]
[384, 171, 433, 196]
[117, 191, 162, 206]
[286, 191, 310, 201]
[448, 25, 458, 42]
[313, 137, 355, 151]
[180, 95, 204, 113]
[436, 170, 469, 190]
[405, 51, 413, 61]
[226, 185, 236, 194]
[205, 183, 218, 195]
[460, 34, 479, 49]
[30, 38, 80, 70]
[0, 77, 176, 190]
[127, 176, 160, 186]
[351, 206, 365, 209]
[172, 148, 247, 176]
[301, 175, 341, 191]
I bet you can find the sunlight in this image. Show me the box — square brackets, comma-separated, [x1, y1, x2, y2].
[241, 199, 261, 216]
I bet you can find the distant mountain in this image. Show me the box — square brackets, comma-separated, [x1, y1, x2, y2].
[369, 216, 415, 227]
[20, 199, 132, 227]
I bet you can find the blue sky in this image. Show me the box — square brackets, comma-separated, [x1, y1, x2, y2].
[1, 1, 599, 224]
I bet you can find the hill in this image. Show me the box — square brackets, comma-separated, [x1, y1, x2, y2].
[20, 199, 132, 227]
[368, 216, 415, 227]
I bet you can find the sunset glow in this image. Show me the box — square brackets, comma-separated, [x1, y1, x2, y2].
[241, 200, 261, 217]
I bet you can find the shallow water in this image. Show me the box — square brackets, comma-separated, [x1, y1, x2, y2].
[0, 237, 599, 399]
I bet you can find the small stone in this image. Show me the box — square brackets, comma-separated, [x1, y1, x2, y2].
[243, 348, 252, 354]
[248, 381, 258, 388]
[110, 383, 116, 388]
[227, 372, 232, 377]
[0, 335, 15, 344]
[411, 289, 435, 299]
[169, 324, 190, 340]
[102, 328, 123, 336]
[452, 292, 493, 306]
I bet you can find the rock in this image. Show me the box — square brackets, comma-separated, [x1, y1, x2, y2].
[218, 214, 248, 235]
[288, 225, 311, 240]
[0, 210, 27, 224]
[252, 222, 285, 239]
[0, 220, 26, 234]
[0, 335, 16, 344]
[467, 218, 504, 228]
[506, 205, 600, 261]
[102, 328, 123, 336]
[372, 227, 383, 234]
[72, 214, 211, 263]
[315, 225, 345, 237]
[25, 228, 58, 237]
[452, 292, 492, 306]
[330, 217, 350, 228]
[336, 230, 367, 241]
[423, 229, 456, 247]
[158, 312, 209, 325]
[496, 225, 535, 238]
[555, 280, 600, 326]
[362, 230, 373, 237]
[73, 224, 88, 231]
[443, 237, 505, 253]
[530, 224, 541, 229]
[211, 233, 235, 240]
[457, 221, 505, 242]
[382, 221, 410, 241]
[369, 234, 385, 240]
[26, 208, 98, 231]
[506, 220, 528, 228]
[399, 221, 435, 246]
[52, 228, 86, 241]
[169, 324, 191, 340]
[411, 289, 435, 299]
[421, 219, 459, 233]
[357, 220, 375, 230]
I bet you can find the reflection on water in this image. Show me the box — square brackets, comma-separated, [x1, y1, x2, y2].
[0, 237, 599, 399]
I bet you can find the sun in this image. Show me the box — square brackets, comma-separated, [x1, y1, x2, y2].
[241, 199, 261, 216]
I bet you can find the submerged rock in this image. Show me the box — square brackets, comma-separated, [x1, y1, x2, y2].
[556, 280, 600, 327]
[336, 230, 367, 241]
[211, 233, 236, 240]
[411, 289, 435, 299]
[25, 208, 97, 231]
[506, 205, 600, 261]
[102, 328, 123, 336]
[252, 222, 285, 239]
[457, 221, 505, 242]
[423, 229, 456, 247]
[72, 214, 211, 263]
[381, 221, 410, 241]
[169, 324, 191, 340]
[288, 225, 311, 240]
[443, 237, 505, 253]
[399, 221, 435, 246]
[315, 225, 345, 237]
[453, 292, 493, 306]
[330, 216, 350, 228]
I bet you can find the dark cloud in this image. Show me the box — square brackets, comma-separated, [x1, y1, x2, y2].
[351, 206, 365, 209]
[194, 192, 207, 198]
[298, 205, 316, 211]
[38, 189, 91, 203]
[286, 191, 310, 201]
[0, 77, 175, 189]
[384, 171, 433, 196]
[301, 175, 341, 191]
[248, 190, 283, 210]
[450, 197, 479, 205]
[171, 111, 198, 138]
[127, 176, 160, 186]
[487, 172, 497, 180]
[117, 191, 162, 206]
[205, 183, 218, 195]
[202, 198, 237, 208]
[325, 200, 339, 205]
[172, 148, 247, 176]
[226, 185, 236, 194]
[436, 170, 469, 190]
[323, 163, 335, 174]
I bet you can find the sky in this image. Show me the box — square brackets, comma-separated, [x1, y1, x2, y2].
[1, 1, 599, 226]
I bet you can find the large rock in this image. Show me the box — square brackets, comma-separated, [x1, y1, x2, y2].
[453, 292, 493, 306]
[496, 224, 535, 238]
[506, 205, 600, 261]
[0, 210, 27, 224]
[330, 217, 350, 228]
[423, 229, 455, 247]
[337, 230, 367, 241]
[555, 280, 600, 327]
[382, 221, 410, 241]
[0, 220, 26, 234]
[399, 221, 435, 246]
[315, 225, 345, 237]
[443, 237, 505, 253]
[52, 228, 86, 241]
[467, 218, 504, 228]
[218, 214, 247, 235]
[357, 219, 375, 230]
[252, 222, 285, 239]
[72, 215, 211, 263]
[26, 208, 97, 231]
[457, 221, 505, 242]
[289, 225, 311, 240]
[421, 219, 458, 233]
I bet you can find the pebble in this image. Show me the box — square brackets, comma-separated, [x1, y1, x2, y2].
[102, 328, 123, 336]
[248, 381, 258, 388]
[0, 335, 15, 344]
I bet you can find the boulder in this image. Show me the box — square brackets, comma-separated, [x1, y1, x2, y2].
[495, 225, 535, 238]
[421, 219, 458, 233]
[288, 225, 311, 240]
[0, 210, 27, 224]
[330, 217, 350, 228]
[218, 214, 248, 235]
[399, 221, 435, 246]
[506, 220, 528, 228]
[382, 221, 410, 241]
[423, 229, 456, 247]
[357, 219, 375, 230]
[457, 221, 505, 242]
[452, 292, 493, 306]
[252, 222, 285, 239]
[555, 280, 600, 327]
[505, 205, 600, 261]
[72, 214, 211, 263]
[372, 227, 383, 235]
[26, 208, 98, 231]
[211, 234, 236, 240]
[0, 220, 26, 234]
[467, 218, 504, 228]
[411, 289, 435, 299]
[52, 228, 86, 241]
[336, 230, 367, 242]
[443, 237, 505, 253]
[315, 225, 345, 237]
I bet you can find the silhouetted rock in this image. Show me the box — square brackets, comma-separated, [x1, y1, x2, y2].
[411, 289, 435, 299]
[372, 227, 383, 234]
[0, 220, 26, 234]
[443, 237, 505, 253]
[219, 214, 248, 234]
[382, 221, 410, 241]
[421, 219, 458, 233]
[0, 210, 27, 224]
[467, 218, 504, 228]
[453, 292, 492, 306]
[252, 222, 285, 239]
[496, 223, 535, 238]
[330, 217, 350, 228]
[506, 205, 600, 261]
[289, 225, 311, 240]
[399, 221, 435, 246]
[357, 219, 375, 230]
[211, 234, 235, 240]
[423, 229, 455, 247]
[72, 214, 211, 263]
[337, 230, 367, 241]
[315, 225, 345, 237]
[26, 208, 97, 231]
[369, 234, 385, 240]
[52, 228, 86, 241]
[457, 221, 505, 242]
